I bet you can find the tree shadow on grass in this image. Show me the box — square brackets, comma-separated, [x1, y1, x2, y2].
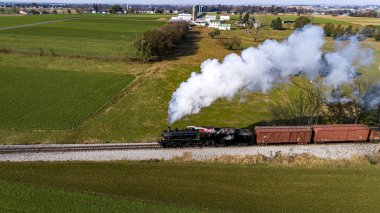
[156, 30, 201, 62]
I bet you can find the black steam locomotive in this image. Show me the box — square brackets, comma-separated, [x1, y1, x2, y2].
[161, 125, 380, 147]
[160, 126, 253, 148]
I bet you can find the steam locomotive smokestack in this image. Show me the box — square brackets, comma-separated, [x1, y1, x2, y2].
[168, 25, 373, 124]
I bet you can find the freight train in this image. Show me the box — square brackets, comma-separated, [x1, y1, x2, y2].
[160, 124, 380, 148]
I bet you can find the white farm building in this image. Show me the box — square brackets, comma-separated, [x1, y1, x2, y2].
[205, 15, 217, 22]
[220, 14, 231, 21]
[218, 24, 231, 30]
[209, 21, 221, 28]
[171, 13, 192, 22]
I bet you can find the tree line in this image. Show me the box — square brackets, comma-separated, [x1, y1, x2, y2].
[132, 22, 189, 61]
[269, 78, 380, 126]
[324, 23, 380, 41]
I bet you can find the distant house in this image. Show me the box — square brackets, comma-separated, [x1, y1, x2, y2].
[218, 24, 231, 30]
[282, 20, 295, 24]
[220, 13, 231, 21]
[205, 15, 217, 22]
[19, 11, 28, 15]
[209, 21, 221, 28]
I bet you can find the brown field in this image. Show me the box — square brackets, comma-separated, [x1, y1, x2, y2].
[314, 15, 380, 26]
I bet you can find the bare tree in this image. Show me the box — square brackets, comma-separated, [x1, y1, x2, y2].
[348, 78, 376, 123]
[325, 78, 376, 124]
[296, 82, 326, 125]
[251, 12, 266, 42]
[270, 82, 326, 125]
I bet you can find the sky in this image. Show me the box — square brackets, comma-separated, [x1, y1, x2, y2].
[6, 0, 380, 5]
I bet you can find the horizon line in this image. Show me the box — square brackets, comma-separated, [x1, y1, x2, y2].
[1, 1, 380, 6]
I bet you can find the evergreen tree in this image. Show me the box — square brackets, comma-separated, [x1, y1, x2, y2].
[270, 17, 283, 30]
[243, 13, 250, 26]
[294, 16, 311, 29]
[238, 14, 243, 23]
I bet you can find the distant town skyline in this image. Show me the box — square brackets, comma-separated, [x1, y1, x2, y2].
[4, 0, 380, 5]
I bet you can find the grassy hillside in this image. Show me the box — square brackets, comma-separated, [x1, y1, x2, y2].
[0, 161, 379, 212]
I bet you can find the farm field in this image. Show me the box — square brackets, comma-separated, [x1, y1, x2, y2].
[0, 161, 379, 212]
[314, 15, 380, 26]
[0, 14, 167, 58]
[0, 14, 379, 144]
[0, 180, 199, 213]
[0, 65, 134, 130]
[0, 14, 79, 27]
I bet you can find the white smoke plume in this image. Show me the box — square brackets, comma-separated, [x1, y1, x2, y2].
[168, 25, 373, 124]
[323, 36, 373, 87]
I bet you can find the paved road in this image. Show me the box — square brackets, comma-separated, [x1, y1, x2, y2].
[0, 17, 80, 30]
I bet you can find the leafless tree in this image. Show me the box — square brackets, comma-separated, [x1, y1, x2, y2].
[325, 78, 376, 124]
[348, 78, 376, 123]
[270, 82, 326, 125]
[251, 12, 266, 42]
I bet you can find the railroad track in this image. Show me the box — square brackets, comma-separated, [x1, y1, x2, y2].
[0, 142, 376, 154]
[0, 143, 162, 154]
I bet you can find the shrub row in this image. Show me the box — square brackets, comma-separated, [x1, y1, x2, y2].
[132, 22, 189, 61]
[324, 23, 380, 41]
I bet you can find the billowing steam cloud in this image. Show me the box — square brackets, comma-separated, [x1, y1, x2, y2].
[168, 25, 373, 124]
[323, 37, 373, 87]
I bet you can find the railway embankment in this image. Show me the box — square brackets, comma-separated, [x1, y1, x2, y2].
[0, 143, 379, 162]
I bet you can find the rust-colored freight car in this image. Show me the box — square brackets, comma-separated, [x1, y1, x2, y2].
[311, 124, 370, 143]
[369, 127, 380, 142]
[255, 126, 312, 145]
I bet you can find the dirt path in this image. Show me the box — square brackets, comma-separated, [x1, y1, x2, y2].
[0, 17, 80, 30]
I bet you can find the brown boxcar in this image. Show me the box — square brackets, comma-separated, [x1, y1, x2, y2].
[311, 124, 370, 143]
[255, 126, 312, 145]
[369, 127, 380, 142]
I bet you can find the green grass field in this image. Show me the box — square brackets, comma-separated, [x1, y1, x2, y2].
[0, 65, 133, 130]
[0, 14, 166, 58]
[0, 180, 199, 213]
[0, 161, 379, 212]
[0, 14, 80, 27]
